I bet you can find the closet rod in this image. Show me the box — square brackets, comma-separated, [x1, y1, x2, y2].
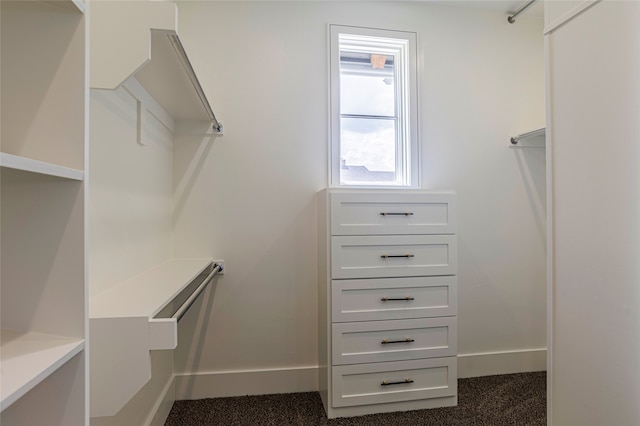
[510, 127, 545, 144]
[508, 0, 538, 23]
[172, 263, 224, 321]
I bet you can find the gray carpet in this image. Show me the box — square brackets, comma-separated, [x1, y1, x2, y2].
[165, 371, 546, 426]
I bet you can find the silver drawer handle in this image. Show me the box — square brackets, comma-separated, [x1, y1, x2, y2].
[380, 212, 414, 217]
[381, 254, 414, 259]
[381, 378, 414, 386]
[381, 338, 415, 345]
[381, 297, 415, 302]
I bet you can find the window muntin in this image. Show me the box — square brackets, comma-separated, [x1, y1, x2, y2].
[330, 26, 418, 187]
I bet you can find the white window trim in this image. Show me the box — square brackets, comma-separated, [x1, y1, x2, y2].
[329, 24, 420, 188]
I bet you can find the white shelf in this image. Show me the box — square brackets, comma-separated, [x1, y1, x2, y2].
[0, 153, 84, 181]
[90, 258, 213, 319]
[0, 330, 84, 412]
[90, 1, 221, 129]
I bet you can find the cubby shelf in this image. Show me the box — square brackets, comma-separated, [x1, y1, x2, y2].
[0, 330, 84, 412]
[0, 153, 84, 181]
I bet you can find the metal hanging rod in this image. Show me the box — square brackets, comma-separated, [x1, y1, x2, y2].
[167, 34, 223, 133]
[510, 128, 545, 145]
[172, 263, 224, 321]
[508, 0, 539, 24]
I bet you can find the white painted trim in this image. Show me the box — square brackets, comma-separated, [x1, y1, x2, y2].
[544, 32, 554, 426]
[544, 0, 600, 35]
[145, 374, 175, 426]
[174, 366, 318, 400]
[173, 354, 545, 401]
[328, 25, 419, 188]
[457, 349, 547, 378]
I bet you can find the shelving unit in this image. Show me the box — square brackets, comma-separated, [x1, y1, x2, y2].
[1, 0, 88, 423]
[87, 1, 223, 422]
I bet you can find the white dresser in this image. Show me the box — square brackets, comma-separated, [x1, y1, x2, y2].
[318, 189, 458, 418]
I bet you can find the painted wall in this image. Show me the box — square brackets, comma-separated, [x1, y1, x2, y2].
[89, 86, 173, 298]
[172, 0, 546, 392]
[547, 1, 640, 424]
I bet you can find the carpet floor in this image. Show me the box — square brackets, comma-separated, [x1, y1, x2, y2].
[165, 371, 546, 426]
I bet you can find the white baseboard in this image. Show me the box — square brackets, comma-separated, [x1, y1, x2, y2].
[173, 351, 546, 401]
[175, 366, 319, 400]
[145, 375, 175, 426]
[458, 348, 547, 378]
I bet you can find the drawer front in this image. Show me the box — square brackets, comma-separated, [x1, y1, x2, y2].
[331, 235, 457, 279]
[330, 192, 456, 236]
[332, 317, 457, 365]
[332, 357, 457, 408]
[332, 276, 457, 322]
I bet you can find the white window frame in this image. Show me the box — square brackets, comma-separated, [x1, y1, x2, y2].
[329, 25, 419, 188]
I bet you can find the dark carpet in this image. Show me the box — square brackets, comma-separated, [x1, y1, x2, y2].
[165, 371, 546, 426]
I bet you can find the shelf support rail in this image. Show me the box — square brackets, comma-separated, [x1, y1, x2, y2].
[507, 0, 539, 24]
[171, 263, 224, 321]
[167, 34, 223, 133]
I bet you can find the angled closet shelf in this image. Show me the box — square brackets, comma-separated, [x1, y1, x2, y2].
[90, 0, 222, 132]
[510, 128, 546, 147]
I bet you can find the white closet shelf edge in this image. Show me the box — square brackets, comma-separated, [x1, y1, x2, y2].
[0, 153, 84, 181]
[89, 258, 214, 320]
[0, 329, 85, 412]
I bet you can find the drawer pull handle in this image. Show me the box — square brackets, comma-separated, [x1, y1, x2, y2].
[380, 212, 414, 217]
[381, 379, 414, 386]
[381, 338, 415, 345]
[381, 254, 415, 259]
[381, 297, 415, 302]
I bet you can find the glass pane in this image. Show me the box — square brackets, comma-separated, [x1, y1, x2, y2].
[340, 117, 396, 184]
[340, 52, 395, 117]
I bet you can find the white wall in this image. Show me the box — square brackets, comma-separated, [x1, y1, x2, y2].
[172, 0, 546, 394]
[547, 1, 640, 424]
[89, 86, 173, 298]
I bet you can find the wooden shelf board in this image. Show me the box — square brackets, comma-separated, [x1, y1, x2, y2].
[90, 258, 213, 319]
[0, 153, 84, 181]
[0, 330, 84, 412]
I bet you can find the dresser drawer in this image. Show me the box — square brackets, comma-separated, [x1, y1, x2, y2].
[330, 192, 456, 236]
[332, 317, 456, 365]
[332, 276, 457, 322]
[332, 357, 457, 408]
[331, 235, 457, 279]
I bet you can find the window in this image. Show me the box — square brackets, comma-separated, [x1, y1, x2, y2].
[330, 25, 419, 187]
